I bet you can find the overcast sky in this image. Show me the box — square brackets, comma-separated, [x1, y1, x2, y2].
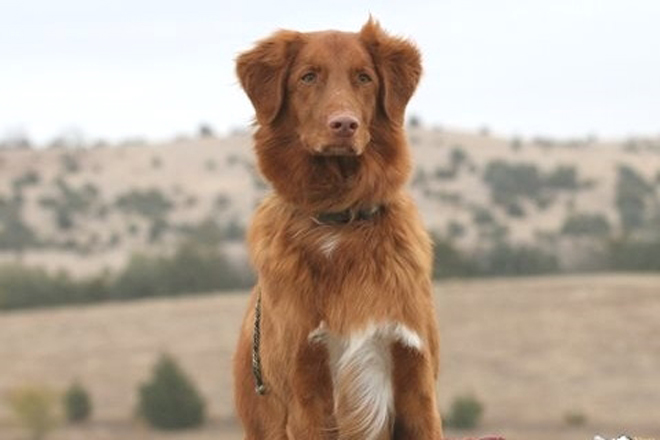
[2, 0, 659, 144]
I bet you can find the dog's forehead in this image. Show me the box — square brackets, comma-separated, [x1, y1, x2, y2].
[297, 31, 372, 65]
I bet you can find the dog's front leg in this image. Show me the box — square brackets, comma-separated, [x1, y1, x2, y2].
[286, 339, 336, 439]
[391, 343, 443, 440]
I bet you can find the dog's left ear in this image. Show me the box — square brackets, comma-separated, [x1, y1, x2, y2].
[360, 19, 422, 125]
[237, 30, 303, 125]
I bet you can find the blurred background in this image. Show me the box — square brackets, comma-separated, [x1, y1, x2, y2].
[1, 1, 659, 439]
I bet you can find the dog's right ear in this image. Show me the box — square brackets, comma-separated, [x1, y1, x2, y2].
[360, 19, 422, 126]
[236, 30, 303, 126]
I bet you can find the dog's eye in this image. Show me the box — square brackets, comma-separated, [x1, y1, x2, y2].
[357, 73, 372, 84]
[301, 72, 317, 83]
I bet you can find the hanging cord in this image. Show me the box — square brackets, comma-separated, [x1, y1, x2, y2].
[252, 286, 267, 395]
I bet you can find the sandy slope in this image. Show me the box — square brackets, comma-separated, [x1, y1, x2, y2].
[1, 275, 659, 439]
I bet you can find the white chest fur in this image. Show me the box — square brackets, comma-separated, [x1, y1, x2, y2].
[308, 322, 423, 440]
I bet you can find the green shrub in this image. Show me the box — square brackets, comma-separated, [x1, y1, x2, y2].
[615, 164, 653, 232]
[139, 354, 206, 430]
[64, 381, 92, 423]
[110, 242, 253, 300]
[60, 153, 80, 173]
[0, 240, 250, 311]
[0, 196, 37, 251]
[478, 223, 510, 242]
[545, 165, 579, 190]
[38, 179, 98, 231]
[0, 265, 113, 310]
[198, 123, 215, 138]
[449, 146, 468, 168]
[434, 166, 456, 180]
[223, 219, 246, 241]
[505, 202, 525, 218]
[12, 170, 41, 192]
[480, 243, 559, 276]
[0, 216, 37, 251]
[54, 178, 96, 212]
[446, 221, 465, 239]
[609, 239, 660, 271]
[445, 394, 484, 429]
[483, 160, 543, 206]
[115, 189, 172, 221]
[252, 174, 269, 191]
[561, 213, 611, 237]
[563, 410, 587, 427]
[55, 208, 74, 230]
[0, 265, 77, 309]
[533, 194, 555, 211]
[411, 169, 429, 188]
[433, 237, 559, 279]
[407, 114, 422, 128]
[149, 218, 169, 243]
[432, 238, 476, 279]
[472, 206, 495, 226]
[7, 384, 58, 440]
[110, 254, 168, 299]
[485, 161, 586, 209]
[214, 193, 231, 211]
[128, 223, 140, 236]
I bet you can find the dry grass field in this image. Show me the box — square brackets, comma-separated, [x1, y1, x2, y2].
[1, 275, 659, 440]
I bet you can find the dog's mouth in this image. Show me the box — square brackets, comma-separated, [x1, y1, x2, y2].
[315, 144, 361, 156]
[303, 130, 369, 157]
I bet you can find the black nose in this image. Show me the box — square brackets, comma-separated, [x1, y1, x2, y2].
[328, 114, 359, 137]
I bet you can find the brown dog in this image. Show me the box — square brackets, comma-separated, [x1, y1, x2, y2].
[233, 19, 443, 440]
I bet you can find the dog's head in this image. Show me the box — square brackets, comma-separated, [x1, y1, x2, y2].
[236, 19, 421, 210]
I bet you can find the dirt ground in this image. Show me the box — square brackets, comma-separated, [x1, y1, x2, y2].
[1, 274, 659, 440]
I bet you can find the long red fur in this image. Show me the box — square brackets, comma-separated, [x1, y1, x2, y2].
[233, 19, 444, 439]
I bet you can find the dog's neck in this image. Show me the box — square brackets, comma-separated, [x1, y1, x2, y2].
[311, 204, 383, 226]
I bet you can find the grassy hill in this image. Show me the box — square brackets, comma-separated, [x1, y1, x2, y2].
[1, 126, 659, 281]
